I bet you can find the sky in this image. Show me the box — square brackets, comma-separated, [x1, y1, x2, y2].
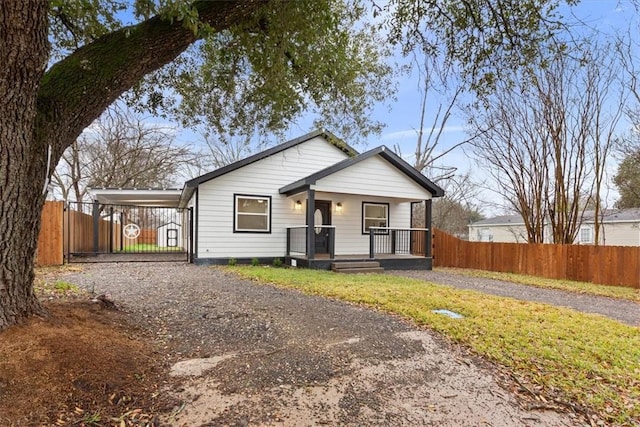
[331, 0, 639, 216]
[76, 1, 640, 216]
[240, 1, 638, 216]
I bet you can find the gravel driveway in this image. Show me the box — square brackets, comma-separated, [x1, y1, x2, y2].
[393, 270, 640, 327]
[66, 263, 585, 426]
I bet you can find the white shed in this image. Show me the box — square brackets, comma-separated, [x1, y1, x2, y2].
[157, 222, 182, 248]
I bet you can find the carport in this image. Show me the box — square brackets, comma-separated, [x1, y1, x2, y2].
[65, 188, 192, 262]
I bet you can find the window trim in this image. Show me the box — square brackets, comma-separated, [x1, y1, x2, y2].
[361, 202, 390, 235]
[579, 225, 593, 244]
[233, 194, 272, 233]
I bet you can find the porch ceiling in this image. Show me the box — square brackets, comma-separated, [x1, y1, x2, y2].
[89, 188, 182, 207]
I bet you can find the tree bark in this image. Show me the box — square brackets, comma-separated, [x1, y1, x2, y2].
[0, 0, 50, 329]
[0, 0, 267, 330]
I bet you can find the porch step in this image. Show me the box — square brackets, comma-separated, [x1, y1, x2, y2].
[331, 261, 384, 274]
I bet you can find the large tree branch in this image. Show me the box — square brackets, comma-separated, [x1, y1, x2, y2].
[37, 0, 268, 157]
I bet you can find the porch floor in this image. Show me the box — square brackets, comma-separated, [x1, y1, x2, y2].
[286, 253, 432, 271]
[294, 253, 425, 260]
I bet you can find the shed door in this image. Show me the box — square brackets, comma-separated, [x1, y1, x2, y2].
[167, 228, 178, 247]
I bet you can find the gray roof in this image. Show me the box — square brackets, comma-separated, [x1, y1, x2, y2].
[470, 215, 524, 226]
[471, 209, 640, 227]
[279, 145, 444, 197]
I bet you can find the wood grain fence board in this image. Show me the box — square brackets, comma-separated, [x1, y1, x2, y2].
[432, 228, 640, 289]
[36, 201, 64, 266]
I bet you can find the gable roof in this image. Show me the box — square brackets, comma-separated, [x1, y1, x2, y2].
[470, 209, 640, 227]
[279, 145, 444, 197]
[178, 129, 357, 208]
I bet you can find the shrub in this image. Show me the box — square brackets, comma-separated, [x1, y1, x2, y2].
[272, 257, 283, 267]
[228, 257, 237, 266]
[251, 257, 260, 266]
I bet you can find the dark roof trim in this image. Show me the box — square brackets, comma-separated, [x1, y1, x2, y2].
[279, 145, 445, 197]
[178, 129, 357, 208]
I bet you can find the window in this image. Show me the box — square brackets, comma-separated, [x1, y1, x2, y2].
[362, 202, 389, 234]
[579, 226, 592, 244]
[478, 228, 493, 242]
[234, 195, 271, 233]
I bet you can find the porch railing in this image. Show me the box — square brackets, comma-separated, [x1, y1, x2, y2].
[369, 227, 429, 258]
[286, 225, 335, 258]
[286, 226, 308, 255]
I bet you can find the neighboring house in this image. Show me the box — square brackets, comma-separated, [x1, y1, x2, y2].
[469, 209, 640, 246]
[178, 130, 444, 269]
[468, 215, 540, 244]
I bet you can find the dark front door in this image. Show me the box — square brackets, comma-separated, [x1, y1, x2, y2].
[313, 200, 332, 254]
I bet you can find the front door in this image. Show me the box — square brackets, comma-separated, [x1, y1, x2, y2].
[314, 200, 332, 254]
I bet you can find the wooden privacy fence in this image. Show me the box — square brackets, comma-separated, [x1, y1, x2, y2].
[65, 207, 122, 254]
[432, 228, 640, 289]
[36, 201, 64, 266]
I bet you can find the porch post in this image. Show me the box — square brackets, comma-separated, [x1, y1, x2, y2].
[425, 199, 433, 258]
[328, 227, 335, 258]
[369, 228, 375, 259]
[286, 228, 291, 256]
[306, 189, 316, 259]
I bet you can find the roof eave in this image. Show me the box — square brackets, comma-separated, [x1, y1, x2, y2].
[185, 129, 358, 190]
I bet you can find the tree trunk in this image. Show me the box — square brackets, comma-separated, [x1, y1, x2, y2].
[0, 0, 267, 330]
[0, 0, 50, 329]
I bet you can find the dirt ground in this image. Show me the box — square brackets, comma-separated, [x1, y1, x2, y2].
[0, 264, 589, 426]
[0, 300, 175, 426]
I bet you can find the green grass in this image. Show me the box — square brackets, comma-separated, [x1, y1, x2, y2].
[439, 267, 640, 303]
[228, 266, 640, 425]
[53, 280, 79, 292]
[119, 244, 183, 252]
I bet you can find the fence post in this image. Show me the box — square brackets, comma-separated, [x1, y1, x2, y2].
[108, 206, 114, 253]
[92, 200, 99, 255]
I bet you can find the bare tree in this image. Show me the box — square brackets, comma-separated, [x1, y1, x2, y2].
[52, 106, 198, 203]
[468, 41, 625, 244]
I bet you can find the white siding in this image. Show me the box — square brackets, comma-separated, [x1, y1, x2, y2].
[196, 137, 350, 258]
[468, 225, 530, 243]
[469, 221, 640, 246]
[596, 222, 640, 246]
[313, 155, 432, 200]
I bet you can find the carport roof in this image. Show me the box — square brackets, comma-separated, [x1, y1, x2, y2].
[89, 188, 182, 207]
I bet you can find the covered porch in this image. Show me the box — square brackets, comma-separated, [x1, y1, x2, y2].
[278, 145, 443, 271]
[281, 191, 434, 270]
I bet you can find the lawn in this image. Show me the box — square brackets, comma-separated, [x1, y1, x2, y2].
[439, 267, 640, 302]
[118, 243, 183, 252]
[229, 266, 640, 426]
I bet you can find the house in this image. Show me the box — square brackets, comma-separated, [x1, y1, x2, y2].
[469, 209, 640, 246]
[468, 215, 537, 243]
[178, 130, 444, 269]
